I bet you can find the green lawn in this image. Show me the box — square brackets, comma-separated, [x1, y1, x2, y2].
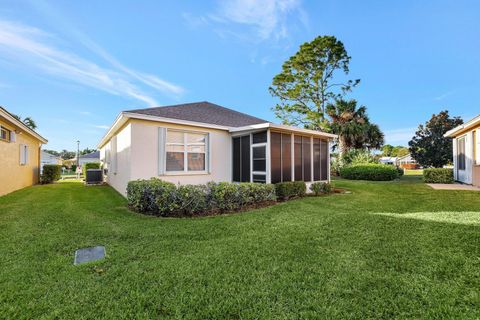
[0, 177, 479, 319]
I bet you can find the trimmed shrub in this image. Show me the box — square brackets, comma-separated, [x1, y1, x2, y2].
[41, 165, 62, 184]
[423, 168, 454, 184]
[275, 181, 307, 200]
[396, 167, 404, 177]
[310, 182, 333, 195]
[176, 184, 209, 216]
[71, 164, 77, 172]
[340, 164, 398, 181]
[82, 162, 101, 176]
[127, 178, 177, 215]
[127, 180, 277, 216]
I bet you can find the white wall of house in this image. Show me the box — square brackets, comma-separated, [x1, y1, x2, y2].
[101, 123, 132, 195]
[102, 119, 232, 195]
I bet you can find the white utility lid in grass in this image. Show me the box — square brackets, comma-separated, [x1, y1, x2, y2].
[74, 246, 106, 265]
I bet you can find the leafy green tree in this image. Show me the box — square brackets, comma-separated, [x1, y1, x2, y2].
[43, 149, 60, 156]
[80, 148, 97, 155]
[382, 144, 394, 156]
[60, 150, 76, 160]
[269, 35, 360, 130]
[382, 145, 409, 157]
[408, 111, 463, 168]
[326, 99, 384, 155]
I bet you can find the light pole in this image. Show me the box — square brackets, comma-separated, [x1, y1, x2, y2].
[77, 140, 80, 167]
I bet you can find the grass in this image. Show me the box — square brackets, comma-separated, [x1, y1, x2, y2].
[404, 169, 424, 176]
[0, 177, 479, 319]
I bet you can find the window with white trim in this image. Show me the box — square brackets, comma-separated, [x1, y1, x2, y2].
[165, 130, 207, 172]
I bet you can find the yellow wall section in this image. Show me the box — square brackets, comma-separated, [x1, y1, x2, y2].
[0, 118, 42, 196]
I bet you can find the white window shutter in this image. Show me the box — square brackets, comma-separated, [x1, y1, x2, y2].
[158, 127, 166, 175]
[19, 144, 25, 165]
[24, 145, 29, 165]
[207, 133, 211, 174]
[10, 131, 16, 142]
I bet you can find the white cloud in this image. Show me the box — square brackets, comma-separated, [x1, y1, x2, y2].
[217, 0, 301, 40]
[434, 90, 455, 101]
[191, 0, 304, 41]
[384, 127, 416, 145]
[91, 124, 110, 130]
[0, 20, 184, 106]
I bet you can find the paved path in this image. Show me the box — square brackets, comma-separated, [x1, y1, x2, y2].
[427, 183, 480, 191]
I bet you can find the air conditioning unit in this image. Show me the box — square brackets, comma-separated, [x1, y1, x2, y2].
[85, 169, 103, 185]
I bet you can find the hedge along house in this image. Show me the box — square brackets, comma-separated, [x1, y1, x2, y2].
[0, 106, 48, 196]
[97, 102, 336, 196]
[445, 114, 480, 186]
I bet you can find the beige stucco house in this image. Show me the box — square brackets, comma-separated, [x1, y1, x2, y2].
[445, 114, 480, 186]
[98, 102, 336, 196]
[0, 107, 48, 196]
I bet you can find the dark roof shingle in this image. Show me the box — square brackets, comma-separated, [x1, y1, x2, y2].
[126, 101, 267, 128]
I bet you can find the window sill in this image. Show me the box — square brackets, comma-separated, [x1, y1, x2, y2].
[162, 171, 210, 176]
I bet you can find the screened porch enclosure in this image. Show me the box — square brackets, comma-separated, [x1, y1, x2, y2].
[232, 130, 329, 184]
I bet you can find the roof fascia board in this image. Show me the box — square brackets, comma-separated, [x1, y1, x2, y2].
[444, 115, 480, 138]
[0, 107, 48, 143]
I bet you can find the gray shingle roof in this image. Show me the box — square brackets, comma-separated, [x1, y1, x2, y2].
[80, 151, 100, 159]
[126, 101, 268, 128]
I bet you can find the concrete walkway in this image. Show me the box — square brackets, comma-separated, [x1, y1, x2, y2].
[427, 183, 480, 191]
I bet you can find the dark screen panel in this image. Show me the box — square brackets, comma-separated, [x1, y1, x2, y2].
[233, 137, 241, 182]
[270, 132, 282, 183]
[252, 174, 266, 183]
[252, 131, 267, 144]
[303, 137, 311, 182]
[281, 134, 291, 182]
[313, 138, 321, 181]
[241, 135, 251, 182]
[320, 139, 328, 180]
[294, 135, 303, 181]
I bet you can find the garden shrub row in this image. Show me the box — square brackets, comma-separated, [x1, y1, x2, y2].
[274, 181, 307, 200]
[340, 163, 399, 181]
[127, 179, 277, 216]
[423, 168, 454, 184]
[309, 182, 333, 195]
[41, 165, 62, 184]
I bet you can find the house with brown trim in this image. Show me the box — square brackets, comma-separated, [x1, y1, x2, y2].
[0, 107, 48, 196]
[97, 102, 336, 195]
[445, 114, 480, 186]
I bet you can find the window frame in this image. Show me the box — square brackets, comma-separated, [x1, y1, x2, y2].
[165, 128, 209, 174]
[0, 126, 11, 142]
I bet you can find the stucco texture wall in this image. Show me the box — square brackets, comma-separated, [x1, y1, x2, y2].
[102, 119, 232, 196]
[0, 118, 42, 196]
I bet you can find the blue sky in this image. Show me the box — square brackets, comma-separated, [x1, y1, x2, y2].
[0, 0, 478, 151]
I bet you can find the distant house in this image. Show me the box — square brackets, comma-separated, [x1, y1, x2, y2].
[397, 154, 417, 169]
[445, 115, 480, 186]
[97, 102, 337, 195]
[65, 151, 101, 168]
[379, 156, 397, 165]
[40, 150, 62, 171]
[0, 106, 48, 196]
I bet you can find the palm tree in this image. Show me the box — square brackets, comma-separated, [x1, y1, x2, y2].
[12, 114, 38, 130]
[22, 117, 37, 130]
[326, 99, 384, 156]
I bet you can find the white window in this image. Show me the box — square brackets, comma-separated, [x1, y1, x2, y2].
[165, 130, 207, 172]
[19, 144, 29, 165]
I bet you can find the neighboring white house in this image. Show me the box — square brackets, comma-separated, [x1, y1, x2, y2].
[40, 150, 62, 172]
[379, 156, 397, 165]
[445, 114, 480, 186]
[70, 151, 101, 166]
[97, 102, 337, 196]
[397, 154, 417, 168]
